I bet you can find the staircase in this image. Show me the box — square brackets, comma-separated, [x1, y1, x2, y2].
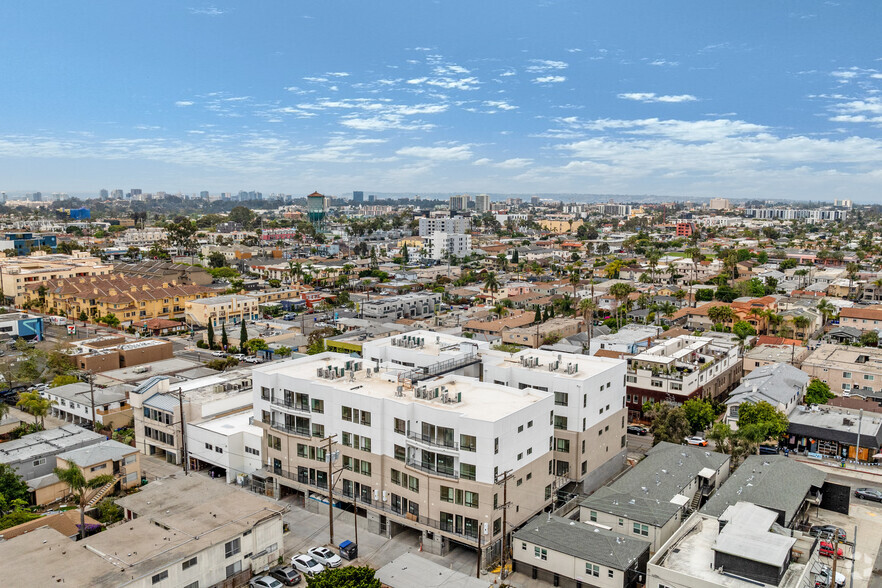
[87, 474, 122, 507]
[689, 490, 702, 512]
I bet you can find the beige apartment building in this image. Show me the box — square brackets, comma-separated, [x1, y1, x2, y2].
[0, 250, 112, 304]
[184, 293, 261, 329]
[801, 343, 882, 396]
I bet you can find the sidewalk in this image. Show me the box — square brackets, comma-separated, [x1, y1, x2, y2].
[788, 452, 882, 483]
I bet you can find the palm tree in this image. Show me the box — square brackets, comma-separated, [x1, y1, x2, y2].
[491, 302, 509, 319]
[685, 247, 702, 307]
[793, 315, 812, 341]
[816, 298, 836, 325]
[569, 267, 581, 299]
[16, 391, 55, 427]
[707, 305, 736, 328]
[846, 262, 860, 300]
[609, 283, 635, 329]
[54, 460, 116, 540]
[748, 307, 766, 333]
[579, 298, 598, 351]
[765, 310, 783, 336]
[483, 271, 500, 302]
[647, 248, 662, 284]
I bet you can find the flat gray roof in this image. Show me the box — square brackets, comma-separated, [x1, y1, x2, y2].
[375, 552, 493, 588]
[0, 424, 104, 464]
[58, 439, 136, 467]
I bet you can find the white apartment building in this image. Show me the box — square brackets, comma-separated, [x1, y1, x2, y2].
[475, 193, 491, 213]
[113, 227, 167, 248]
[482, 349, 628, 491]
[252, 348, 556, 560]
[418, 216, 469, 237]
[425, 231, 471, 261]
[360, 292, 442, 321]
[187, 411, 263, 484]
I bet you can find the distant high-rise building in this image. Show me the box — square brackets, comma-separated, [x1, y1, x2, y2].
[29, 192, 42, 202]
[200, 191, 209, 199]
[708, 197, 731, 210]
[834, 199, 853, 208]
[475, 193, 491, 213]
[353, 190, 364, 203]
[0, 192, 6, 203]
[110, 189, 123, 199]
[99, 189, 109, 199]
[531, 195, 540, 206]
[368, 194, 376, 203]
[307, 191, 330, 230]
[449, 194, 471, 211]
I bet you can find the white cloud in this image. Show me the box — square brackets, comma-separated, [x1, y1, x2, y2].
[618, 92, 698, 103]
[340, 115, 433, 132]
[473, 158, 492, 165]
[326, 72, 350, 77]
[533, 76, 566, 84]
[396, 145, 473, 160]
[496, 158, 533, 169]
[175, 101, 194, 107]
[526, 60, 568, 73]
[648, 59, 679, 67]
[483, 100, 518, 111]
[188, 6, 227, 16]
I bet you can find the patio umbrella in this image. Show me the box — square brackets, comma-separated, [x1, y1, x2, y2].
[872, 453, 882, 459]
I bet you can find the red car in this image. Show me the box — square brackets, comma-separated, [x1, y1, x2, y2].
[819, 541, 843, 559]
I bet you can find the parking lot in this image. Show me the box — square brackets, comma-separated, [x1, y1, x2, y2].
[810, 492, 882, 587]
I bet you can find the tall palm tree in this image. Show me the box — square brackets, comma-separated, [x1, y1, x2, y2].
[54, 460, 115, 540]
[764, 310, 783, 336]
[609, 283, 635, 329]
[16, 391, 55, 427]
[569, 267, 581, 299]
[846, 262, 860, 300]
[579, 298, 598, 352]
[483, 272, 500, 302]
[685, 247, 702, 307]
[793, 315, 812, 341]
[748, 307, 766, 333]
[816, 298, 836, 325]
[647, 248, 662, 284]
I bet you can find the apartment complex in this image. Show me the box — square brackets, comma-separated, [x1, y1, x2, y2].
[66, 336, 174, 372]
[801, 343, 882, 396]
[253, 349, 555, 559]
[424, 231, 472, 260]
[839, 306, 882, 331]
[625, 335, 741, 420]
[0, 251, 112, 304]
[359, 292, 442, 321]
[418, 216, 469, 237]
[21, 274, 218, 324]
[485, 348, 628, 490]
[184, 293, 261, 328]
[41, 381, 132, 430]
[129, 370, 253, 465]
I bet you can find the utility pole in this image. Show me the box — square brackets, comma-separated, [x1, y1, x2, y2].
[476, 522, 482, 578]
[495, 469, 513, 580]
[855, 408, 863, 463]
[831, 536, 840, 581]
[87, 370, 96, 430]
[323, 434, 338, 545]
[171, 388, 188, 475]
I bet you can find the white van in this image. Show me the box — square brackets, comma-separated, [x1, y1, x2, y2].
[49, 316, 67, 326]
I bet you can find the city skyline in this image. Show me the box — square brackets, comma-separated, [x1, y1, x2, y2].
[2, 1, 882, 201]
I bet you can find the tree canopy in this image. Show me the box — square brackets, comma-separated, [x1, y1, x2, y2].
[682, 398, 716, 434]
[645, 402, 691, 446]
[305, 565, 381, 588]
[805, 379, 834, 405]
[736, 401, 789, 441]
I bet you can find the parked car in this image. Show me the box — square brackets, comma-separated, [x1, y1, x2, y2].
[815, 564, 846, 587]
[249, 576, 284, 588]
[232, 353, 246, 361]
[269, 566, 302, 586]
[627, 425, 648, 436]
[211, 350, 227, 357]
[244, 355, 263, 364]
[291, 554, 325, 577]
[307, 546, 342, 568]
[819, 541, 843, 558]
[684, 436, 708, 447]
[854, 487, 882, 502]
[810, 525, 847, 542]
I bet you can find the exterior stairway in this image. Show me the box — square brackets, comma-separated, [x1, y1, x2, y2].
[87, 474, 122, 507]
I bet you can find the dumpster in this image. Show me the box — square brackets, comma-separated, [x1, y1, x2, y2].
[339, 540, 357, 560]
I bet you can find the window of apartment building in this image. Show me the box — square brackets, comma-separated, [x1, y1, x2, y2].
[527, 420, 533, 428]
[843, 371, 852, 379]
[460, 434, 476, 452]
[440, 485, 455, 503]
[342, 406, 352, 421]
[360, 410, 372, 426]
[554, 392, 568, 406]
[394, 418, 406, 435]
[152, 570, 169, 584]
[260, 386, 270, 400]
[626, 375, 637, 383]
[311, 423, 324, 438]
[460, 463, 476, 481]
[494, 437, 499, 454]
[534, 547, 547, 560]
[182, 557, 197, 571]
[545, 484, 552, 500]
[32, 457, 46, 467]
[671, 383, 682, 391]
[391, 469, 402, 485]
[268, 434, 281, 451]
[517, 452, 523, 461]
[527, 447, 532, 455]
[516, 477, 523, 487]
[586, 563, 599, 577]
[581, 461, 587, 475]
[224, 538, 241, 558]
[518, 424, 524, 433]
[225, 561, 241, 579]
[360, 460, 372, 477]
[865, 375, 875, 381]
[311, 398, 324, 413]
[342, 432, 351, 447]
[494, 518, 502, 535]
[408, 475, 419, 493]
[394, 445, 406, 462]
[261, 410, 271, 424]
[651, 380, 663, 388]
[633, 523, 649, 536]
[589, 510, 597, 522]
[183, 583, 198, 588]
[555, 438, 570, 453]
[245, 446, 259, 456]
[554, 415, 567, 430]
[527, 472, 532, 480]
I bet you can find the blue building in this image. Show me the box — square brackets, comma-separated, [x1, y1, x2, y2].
[69, 208, 91, 220]
[3, 233, 57, 255]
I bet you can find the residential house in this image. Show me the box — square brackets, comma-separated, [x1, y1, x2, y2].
[113, 259, 214, 286]
[41, 382, 133, 430]
[839, 306, 882, 332]
[801, 343, 882, 397]
[724, 363, 808, 429]
[0, 424, 104, 482]
[187, 410, 263, 483]
[501, 317, 585, 348]
[742, 343, 810, 374]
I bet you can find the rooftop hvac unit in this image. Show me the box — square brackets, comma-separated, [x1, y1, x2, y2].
[442, 391, 449, 403]
[316, 367, 323, 377]
[396, 385, 403, 397]
[548, 363, 555, 371]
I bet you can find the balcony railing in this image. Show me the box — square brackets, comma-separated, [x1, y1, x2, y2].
[270, 396, 311, 414]
[406, 458, 459, 480]
[406, 431, 458, 451]
[270, 422, 311, 438]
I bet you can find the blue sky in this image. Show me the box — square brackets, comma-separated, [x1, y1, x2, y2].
[2, 1, 882, 201]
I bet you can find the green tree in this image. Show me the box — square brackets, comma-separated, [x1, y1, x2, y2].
[645, 402, 692, 446]
[95, 497, 124, 524]
[207, 251, 227, 268]
[707, 305, 736, 325]
[732, 320, 756, 342]
[99, 313, 120, 328]
[54, 459, 116, 540]
[221, 324, 229, 350]
[50, 374, 80, 388]
[78, 310, 89, 322]
[482, 271, 500, 298]
[0, 463, 30, 513]
[243, 338, 268, 354]
[275, 346, 293, 358]
[534, 305, 542, 323]
[805, 379, 835, 405]
[207, 321, 216, 350]
[737, 401, 789, 441]
[682, 398, 716, 434]
[305, 565, 381, 588]
[860, 330, 879, 347]
[240, 319, 248, 347]
[16, 391, 55, 426]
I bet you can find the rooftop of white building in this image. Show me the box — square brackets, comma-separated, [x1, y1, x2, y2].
[256, 352, 549, 421]
[483, 347, 625, 379]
